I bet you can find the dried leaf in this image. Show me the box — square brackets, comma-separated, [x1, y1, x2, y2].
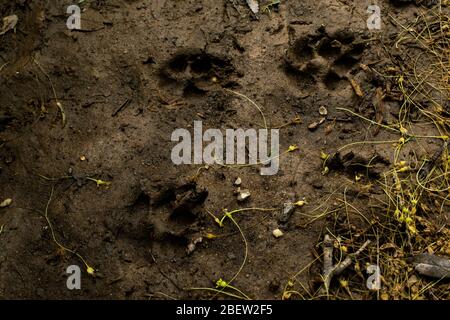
[349, 78, 364, 97]
[246, 0, 259, 14]
[0, 198, 12, 207]
[380, 243, 397, 250]
[408, 254, 450, 279]
[0, 15, 18, 35]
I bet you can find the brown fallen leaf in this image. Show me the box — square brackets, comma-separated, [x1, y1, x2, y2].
[324, 119, 335, 135]
[349, 78, 364, 97]
[360, 63, 370, 72]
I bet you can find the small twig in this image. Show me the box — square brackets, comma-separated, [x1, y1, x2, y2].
[43, 185, 95, 275]
[321, 234, 371, 294]
[225, 89, 267, 129]
[323, 235, 334, 291]
[0, 62, 8, 72]
[333, 240, 371, 275]
[112, 98, 131, 117]
[71, 27, 105, 33]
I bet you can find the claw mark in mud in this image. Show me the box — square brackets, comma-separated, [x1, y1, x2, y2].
[284, 28, 366, 92]
[160, 49, 236, 96]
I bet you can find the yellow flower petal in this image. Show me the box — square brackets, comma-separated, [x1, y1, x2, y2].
[87, 266, 95, 275]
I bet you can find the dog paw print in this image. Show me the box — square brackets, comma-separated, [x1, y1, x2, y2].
[284, 29, 365, 92]
[160, 49, 236, 96]
[147, 182, 209, 241]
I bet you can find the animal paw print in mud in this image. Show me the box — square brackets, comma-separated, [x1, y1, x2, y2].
[147, 182, 208, 242]
[160, 49, 236, 96]
[284, 29, 366, 92]
[115, 182, 208, 248]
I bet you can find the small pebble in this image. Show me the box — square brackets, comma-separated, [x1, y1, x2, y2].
[278, 202, 295, 223]
[234, 177, 242, 186]
[308, 122, 319, 131]
[272, 229, 284, 238]
[237, 189, 251, 202]
[319, 106, 328, 116]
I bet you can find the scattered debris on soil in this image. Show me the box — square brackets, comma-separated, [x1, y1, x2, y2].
[0, 0, 448, 300]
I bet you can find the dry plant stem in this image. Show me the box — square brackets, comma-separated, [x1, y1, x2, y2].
[0, 62, 8, 72]
[333, 240, 371, 275]
[44, 185, 93, 273]
[225, 88, 268, 129]
[32, 57, 66, 127]
[323, 235, 334, 291]
[322, 234, 371, 294]
[189, 210, 252, 300]
[217, 145, 298, 171]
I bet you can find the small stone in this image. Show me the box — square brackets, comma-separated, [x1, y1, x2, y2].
[272, 229, 284, 238]
[234, 177, 242, 186]
[237, 189, 251, 202]
[319, 106, 328, 116]
[0, 198, 12, 208]
[278, 202, 295, 223]
[187, 236, 203, 255]
[80, 155, 86, 161]
[308, 122, 319, 131]
[308, 118, 326, 131]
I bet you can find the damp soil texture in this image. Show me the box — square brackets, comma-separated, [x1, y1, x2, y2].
[0, 0, 449, 299]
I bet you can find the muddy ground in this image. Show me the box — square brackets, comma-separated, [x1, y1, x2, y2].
[0, 0, 448, 299]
